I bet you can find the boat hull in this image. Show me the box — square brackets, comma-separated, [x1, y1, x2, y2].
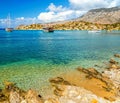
[43, 27, 54, 32]
[43, 29, 54, 32]
[5, 28, 13, 32]
[88, 30, 101, 33]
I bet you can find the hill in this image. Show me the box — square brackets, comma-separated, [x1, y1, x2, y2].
[16, 7, 120, 30]
[77, 7, 120, 24]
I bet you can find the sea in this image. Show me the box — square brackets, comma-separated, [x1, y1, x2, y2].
[0, 30, 120, 95]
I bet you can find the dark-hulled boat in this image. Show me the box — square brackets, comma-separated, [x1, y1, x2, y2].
[43, 27, 54, 32]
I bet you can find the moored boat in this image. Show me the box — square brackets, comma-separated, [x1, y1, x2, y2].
[43, 27, 54, 32]
[5, 14, 13, 32]
[5, 28, 13, 32]
[88, 30, 101, 33]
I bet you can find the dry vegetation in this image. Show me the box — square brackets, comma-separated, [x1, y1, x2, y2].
[16, 21, 120, 31]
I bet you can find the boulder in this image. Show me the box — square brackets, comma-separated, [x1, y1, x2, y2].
[114, 54, 120, 58]
[44, 98, 59, 103]
[109, 59, 118, 65]
[4, 81, 16, 91]
[111, 64, 118, 69]
[9, 90, 22, 103]
[25, 89, 43, 103]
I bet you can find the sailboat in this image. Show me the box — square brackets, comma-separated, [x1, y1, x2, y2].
[5, 14, 13, 32]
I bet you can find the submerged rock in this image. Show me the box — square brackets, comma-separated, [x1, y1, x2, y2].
[114, 54, 120, 58]
[49, 77, 71, 85]
[109, 59, 118, 65]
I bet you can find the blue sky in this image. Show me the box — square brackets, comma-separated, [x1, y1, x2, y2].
[0, 0, 119, 27]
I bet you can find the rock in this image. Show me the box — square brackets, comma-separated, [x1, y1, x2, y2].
[103, 69, 120, 98]
[111, 64, 118, 69]
[57, 85, 112, 103]
[49, 77, 71, 85]
[0, 81, 44, 103]
[9, 90, 21, 103]
[53, 85, 66, 96]
[44, 98, 59, 103]
[0, 90, 7, 102]
[68, 89, 79, 98]
[91, 99, 98, 103]
[49, 77, 72, 96]
[77, 67, 110, 84]
[109, 59, 118, 65]
[4, 81, 16, 91]
[25, 89, 43, 103]
[21, 100, 27, 103]
[88, 68, 99, 75]
[114, 54, 120, 58]
[106, 59, 120, 70]
[77, 67, 101, 77]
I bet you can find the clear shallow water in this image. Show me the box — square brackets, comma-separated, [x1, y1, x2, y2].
[0, 30, 120, 94]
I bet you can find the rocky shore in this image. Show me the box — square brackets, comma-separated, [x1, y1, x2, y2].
[0, 54, 120, 103]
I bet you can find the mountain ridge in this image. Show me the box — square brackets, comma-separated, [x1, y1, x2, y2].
[76, 6, 120, 24]
[16, 6, 120, 30]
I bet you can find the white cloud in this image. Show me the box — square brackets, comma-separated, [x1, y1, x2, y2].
[38, 0, 120, 23]
[108, 0, 120, 8]
[69, 0, 108, 10]
[16, 17, 24, 20]
[37, 3, 72, 22]
[47, 3, 66, 12]
[38, 3, 86, 22]
[0, 17, 39, 27]
[0, 19, 7, 24]
[15, 17, 39, 26]
[69, 0, 120, 10]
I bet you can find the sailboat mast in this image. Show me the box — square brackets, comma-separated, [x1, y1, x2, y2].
[7, 13, 11, 28]
[5, 13, 13, 32]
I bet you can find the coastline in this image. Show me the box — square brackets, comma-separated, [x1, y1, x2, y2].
[15, 21, 120, 31]
[0, 54, 120, 103]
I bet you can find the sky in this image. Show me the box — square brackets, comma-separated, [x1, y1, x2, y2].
[0, 0, 120, 27]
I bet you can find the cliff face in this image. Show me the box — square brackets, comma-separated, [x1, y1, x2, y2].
[77, 7, 120, 24]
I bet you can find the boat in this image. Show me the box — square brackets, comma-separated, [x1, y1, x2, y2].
[88, 30, 101, 33]
[5, 28, 13, 32]
[5, 14, 13, 32]
[42, 27, 54, 32]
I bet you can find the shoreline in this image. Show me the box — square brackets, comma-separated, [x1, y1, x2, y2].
[15, 21, 120, 31]
[0, 54, 120, 102]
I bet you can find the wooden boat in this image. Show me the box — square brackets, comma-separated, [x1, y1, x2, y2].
[5, 28, 13, 32]
[5, 14, 13, 32]
[43, 27, 54, 32]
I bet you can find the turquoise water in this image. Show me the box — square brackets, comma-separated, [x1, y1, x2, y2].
[0, 30, 120, 94]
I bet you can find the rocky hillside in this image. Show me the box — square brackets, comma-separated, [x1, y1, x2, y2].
[16, 7, 120, 30]
[16, 21, 120, 31]
[77, 7, 120, 24]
